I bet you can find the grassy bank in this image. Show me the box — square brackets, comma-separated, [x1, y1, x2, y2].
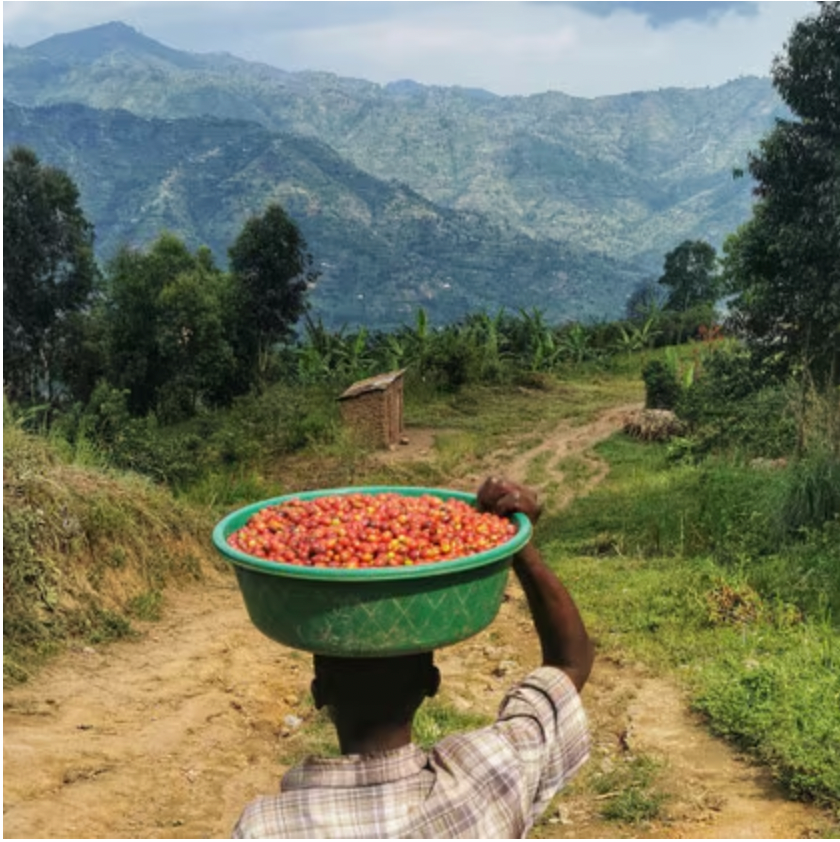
[544, 435, 840, 811]
[3, 421, 223, 683]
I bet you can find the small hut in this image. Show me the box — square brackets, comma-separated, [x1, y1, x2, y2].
[338, 369, 406, 450]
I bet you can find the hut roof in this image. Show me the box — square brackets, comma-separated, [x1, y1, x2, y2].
[338, 369, 406, 401]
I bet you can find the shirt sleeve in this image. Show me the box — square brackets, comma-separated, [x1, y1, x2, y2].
[493, 666, 590, 822]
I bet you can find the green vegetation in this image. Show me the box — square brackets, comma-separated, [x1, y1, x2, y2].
[5, 327, 839, 815]
[656, 239, 721, 314]
[3, 145, 99, 405]
[5, 330, 837, 813]
[277, 703, 341, 767]
[100, 234, 241, 419]
[3, 2, 838, 826]
[3, 22, 785, 273]
[228, 202, 317, 389]
[2, 408, 218, 683]
[412, 698, 493, 751]
[722, 1, 840, 391]
[545, 433, 839, 809]
[592, 755, 668, 823]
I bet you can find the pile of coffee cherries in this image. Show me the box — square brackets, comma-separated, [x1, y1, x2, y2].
[227, 491, 517, 568]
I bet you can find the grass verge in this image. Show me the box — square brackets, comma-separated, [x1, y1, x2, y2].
[542, 433, 840, 813]
[3, 423, 221, 684]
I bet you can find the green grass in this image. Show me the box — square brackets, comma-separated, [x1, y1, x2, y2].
[276, 695, 492, 768]
[693, 625, 840, 804]
[524, 451, 552, 486]
[3, 423, 217, 683]
[600, 785, 667, 823]
[404, 373, 643, 446]
[593, 754, 669, 823]
[542, 433, 840, 811]
[553, 454, 598, 491]
[277, 702, 341, 766]
[412, 697, 492, 750]
[128, 590, 165, 621]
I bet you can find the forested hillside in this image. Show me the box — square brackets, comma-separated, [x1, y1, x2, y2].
[3, 101, 643, 330]
[4, 22, 787, 272]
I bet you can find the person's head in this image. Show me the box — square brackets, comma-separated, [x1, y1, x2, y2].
[311, 651, 440, 735]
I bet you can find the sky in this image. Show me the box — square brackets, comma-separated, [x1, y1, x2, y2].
[2, 1, 819, 98]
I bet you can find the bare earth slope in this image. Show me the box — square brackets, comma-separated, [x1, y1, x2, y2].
[3, 406, 834, 839]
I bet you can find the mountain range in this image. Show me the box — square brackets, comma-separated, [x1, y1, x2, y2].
[3, 22, 787, 329]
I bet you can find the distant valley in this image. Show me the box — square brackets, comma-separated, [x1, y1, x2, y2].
[3, 22, 787, 329]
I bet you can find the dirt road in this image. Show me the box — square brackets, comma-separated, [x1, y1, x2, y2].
[3, 406, 834, 838]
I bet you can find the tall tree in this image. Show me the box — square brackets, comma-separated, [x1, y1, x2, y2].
[228, 203, 318, 389]
[723, 1, 840, 388]
[3, 146, 99, 405]
[103, 234, 237, 420]
[155, 248, 238, 417]
[104, 233, 195, 417]
[657, 240, 720, 313]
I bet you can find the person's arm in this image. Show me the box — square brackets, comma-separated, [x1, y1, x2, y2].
[477, 477, 594, 692]
[511, 542, 593, 692]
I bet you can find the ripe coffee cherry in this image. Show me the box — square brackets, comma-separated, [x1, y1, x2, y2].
[227, 492, 517, 568]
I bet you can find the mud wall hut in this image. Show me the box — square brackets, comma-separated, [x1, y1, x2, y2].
[337, 370, 405, 450]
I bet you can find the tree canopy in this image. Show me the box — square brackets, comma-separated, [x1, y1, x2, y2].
[3, 146, 99, 404]
[4, 148, 321, 423]
[657, 240, 720, 313]
[723, 1, 840, 388]
[228, 203, 318, 389]
[102, 234, 238, 420]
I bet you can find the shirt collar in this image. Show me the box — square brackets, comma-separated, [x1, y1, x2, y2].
[282, 743, 429, 791]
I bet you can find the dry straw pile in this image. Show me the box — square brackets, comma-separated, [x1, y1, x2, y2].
[622, 409, 686, 442]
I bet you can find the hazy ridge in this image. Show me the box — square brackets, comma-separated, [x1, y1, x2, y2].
[3, 22, 787, 328]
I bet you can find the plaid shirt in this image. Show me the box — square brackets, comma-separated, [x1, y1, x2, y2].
[232, 666, 589, 839]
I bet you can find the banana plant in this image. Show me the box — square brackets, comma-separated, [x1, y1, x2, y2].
[371, 332, 407, 372]
[516, 307, 563, 371]
[558, 322, 592, 365]
[296, 341, 333, 385]
[335, 326, 374, 382]
[614, 314, 661, 357]
[397, 307, 433, 370]
[296, 315, 344, 383]
[463, 308, 513, 376]
[665, 345, 696, 388]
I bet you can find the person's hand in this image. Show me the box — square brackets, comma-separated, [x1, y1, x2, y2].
[477, 476, 542, 526]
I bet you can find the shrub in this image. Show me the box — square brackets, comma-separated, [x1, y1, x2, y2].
[683, 385, 797, 460]
[781, 453, 840, 534]
[642, 360, 681, 410]
[653, 304, 717, 347]
[225, 385, 341, 454]
[675, 346, 796, 458]
[678, 345, 777, 419]
[422, 331, 485, 391]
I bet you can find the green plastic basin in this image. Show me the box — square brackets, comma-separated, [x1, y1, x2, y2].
[212, 486, 532, 657]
